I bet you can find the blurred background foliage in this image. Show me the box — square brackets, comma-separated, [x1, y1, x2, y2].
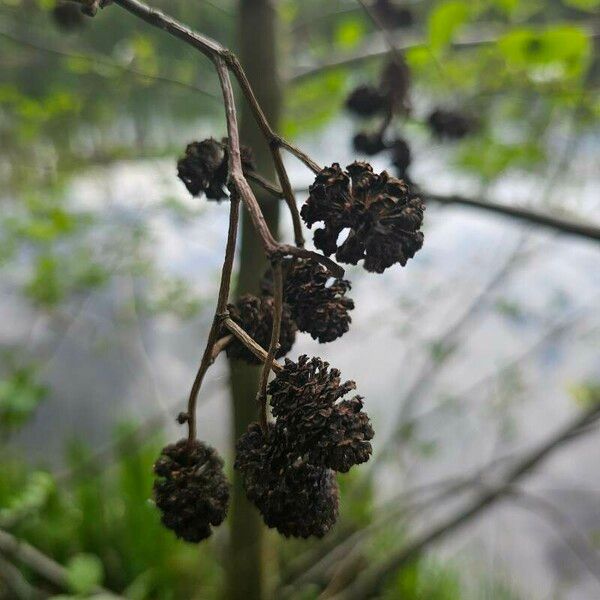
[0, 0, 598, 598]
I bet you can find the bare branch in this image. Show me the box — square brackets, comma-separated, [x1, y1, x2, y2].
[426, 192, 600, 243]
[329, 402, 600, 599]
[186, 194, 240, 443]
[0, 529, 122, 597]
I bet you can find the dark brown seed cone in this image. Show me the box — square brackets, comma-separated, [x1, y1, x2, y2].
[153, 439, 229, 543]
[301, 162, 425, 273]
[374, 0, 414, 28]
[262, 259, 354, 344]
[52, 2, 85, 29]
[177, 138, 255, 201]
[268, 355, 373, 472]
[427, 108, 477, 140]
[353, 131, 387, 156]
[223, 294, 297, 364]
[235, 423, 339, 538]
[346, 85, 387, 117]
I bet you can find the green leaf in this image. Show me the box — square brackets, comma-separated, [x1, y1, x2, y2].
[65, 553, 104, 595]
[570, 383, 600, 409]
[498, 26, 591, 81]
[0, 368, 47, 431]
[334, 17, 366, 50]
[428, 1, 471, 52]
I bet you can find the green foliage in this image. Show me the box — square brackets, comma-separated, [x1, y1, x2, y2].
[334, 16, 366, 51]
[387, 558, 462, 600]
[570, 382, 600, 409]
[283, 69, 348, 137]
[0, 367, 47, 431]
[0, 471, 54, 528]
[0, 426, 223, 598]
[456, 136, 545, 181]
[65, 553, 105, 595]
[428, 1, 472, 52]
[498, 26, 591, 82]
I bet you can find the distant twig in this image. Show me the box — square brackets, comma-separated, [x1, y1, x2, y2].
[426, 192, 600, 243]
[329, 402, 600, 599]
[0, 28, 218, 99]
[289, 26, 600, 83]
[509, 487, 600, 589]
[0, 529, 122, 597]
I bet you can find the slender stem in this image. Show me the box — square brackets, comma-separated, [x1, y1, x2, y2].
[276, 137, 322, 174]
[223, 317, 283, 372]
[186, 194, 240, 443]
[271, 148, 305, 246]
[211, 334, 233, 359]
[85, 0, 344, 276]
[257, 260, 283, 430]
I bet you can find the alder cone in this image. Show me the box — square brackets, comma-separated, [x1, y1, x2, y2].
[301, 162, 425, 273]
[153, 439, 229, 543]
[268, 355, 373, 473]
[262, 259, 354, 343]
[353, 131, 387, 156]
[427, 108, 476, 140]
[235, 423, 339, 538]
[224, 294, 296, 364]
[374, 0, 414, 28]
[390, 137, 412, 180]
[346, 85, 387, 117]
[53, 3, 85, 29]
[177, 138, 255, 200]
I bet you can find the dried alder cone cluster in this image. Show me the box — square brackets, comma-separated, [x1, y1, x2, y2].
[236, 356, 373, 537]
[302, 162, 425, 273]
[151, 130, 425, 542]
[146, 4, 431, 541]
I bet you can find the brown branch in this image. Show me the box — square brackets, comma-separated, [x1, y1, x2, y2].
[329, 402, 600, 600]
[211, 334, 233, 359]
[109, 0, 316, 249]
[222, 318, 283, 372]
[257, 260, 283, 430]
[426, 192, 600, 243]
[186, 194, 240, 443]
[0, 529, 122, 598]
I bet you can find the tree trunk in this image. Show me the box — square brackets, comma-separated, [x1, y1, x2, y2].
[227, 1, 281, 599]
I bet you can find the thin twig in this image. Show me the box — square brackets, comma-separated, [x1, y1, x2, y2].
[186, 194, 240, 443]
[222, 318, 284, 372]
[257, 260, 283, 430]
[509, 487, 600, 589]
[288, 27, 600, 83]
[0, 28, 218, 100]
[426, 192, 600, 242]
[0, 529, 122, 597]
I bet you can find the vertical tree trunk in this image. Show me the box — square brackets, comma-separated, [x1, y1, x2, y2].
[227, 1, 281, 599]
